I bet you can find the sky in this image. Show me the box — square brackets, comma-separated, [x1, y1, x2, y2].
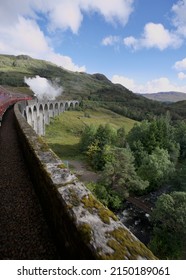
[0, 0, 186, 94]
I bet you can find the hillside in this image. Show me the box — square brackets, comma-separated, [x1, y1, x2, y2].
[0, 54, 113, 99]
[0, 54, 185, 120]
[142, 91, 186, 103]
[167, 100, 186, 119]
[44, 108, 137, 159]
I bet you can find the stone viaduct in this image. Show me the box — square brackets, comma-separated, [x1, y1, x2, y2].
[24, 99, 79, 136]
[12, 99, 156, 260]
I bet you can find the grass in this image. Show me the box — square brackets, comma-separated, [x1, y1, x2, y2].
[44, 107, 138, 159]
[0, 54, 111, 99]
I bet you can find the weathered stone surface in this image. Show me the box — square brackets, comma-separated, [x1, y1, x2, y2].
[14, 102, 157, 260]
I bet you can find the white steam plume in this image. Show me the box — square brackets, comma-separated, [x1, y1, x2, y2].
[24, 75, 63, 100]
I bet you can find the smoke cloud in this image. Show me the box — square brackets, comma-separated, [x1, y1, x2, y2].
[24, 75, 63, 100]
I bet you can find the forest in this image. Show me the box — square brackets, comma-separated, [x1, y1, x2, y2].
[1, 54, 186, 259]
[79, 110, 186, 260]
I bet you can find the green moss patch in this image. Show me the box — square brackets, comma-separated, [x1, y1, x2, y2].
[57, 163, 67, 169]
[68, 188, 80, 207]
[37, 136, 50, 152]
[102, 227, 157, 260]
[79, 223, 92, 243]
[81, 194, 118, 224]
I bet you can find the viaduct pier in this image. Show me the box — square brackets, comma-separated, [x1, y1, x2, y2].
[0, 87, 156, 260]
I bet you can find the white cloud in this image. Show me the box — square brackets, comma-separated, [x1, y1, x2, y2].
[112, 75, 137, 91]
[0, 17, 49, 56]
[0, 16, 86, 72]
[102, 35, 120, 46]
[47, 53, 86, 72]
[80, 0, 134, 26]
[123, 22, 182, 50]
[172, 0, 186, 37]
[174, 57, 186, 70]
[178, 72, 186, 80]
[47, 1, 83, 34]
[0, 0, 134, 33]
[123, 36, 138, 49]
[112, 74, 186, 93]
[0, 0, 134, 71]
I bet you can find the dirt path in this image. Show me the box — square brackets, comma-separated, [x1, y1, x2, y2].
[67, 160, 100, 184]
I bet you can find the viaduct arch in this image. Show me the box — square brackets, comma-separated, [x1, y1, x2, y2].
[13, 99, 156, 260]
[24, 99, 79, 136]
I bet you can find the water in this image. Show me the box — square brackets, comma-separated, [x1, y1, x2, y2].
[118, 201, 152, 245]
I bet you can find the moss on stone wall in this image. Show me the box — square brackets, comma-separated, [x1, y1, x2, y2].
[81, 194, 118, 224]
[14, 102, 157, 260]
[78, 223, 92, 243]
[102, 227, 157, 260]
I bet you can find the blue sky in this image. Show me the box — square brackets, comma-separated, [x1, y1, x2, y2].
[0, 0, 186, 93]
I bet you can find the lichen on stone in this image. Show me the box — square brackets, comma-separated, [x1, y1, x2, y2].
[102, 227, 157, 260]
[68, 188, 80, 207]
[57, 163, 67, 169]
[78, 223, 92, 243]
[37, 136, 49, 151]
[81, 194, 118, 224]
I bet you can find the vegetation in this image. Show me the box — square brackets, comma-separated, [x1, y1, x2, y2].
[78, 114, 186, 259]
[142, 91, 186, 103]
[44, 108, 137, 159]
[1, 53, 186, 259]
[150, 192, 186, 259]
[79, 115, 181, 195]
[1, 54, 186, 120]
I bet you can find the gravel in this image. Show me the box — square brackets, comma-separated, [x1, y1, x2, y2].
[0, 107, 62, 259]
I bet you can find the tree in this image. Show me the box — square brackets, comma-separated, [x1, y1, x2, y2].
[100, 147, 149, 198]
[138, 147, 175, 189]
[79, 124, 96, 153]
[116, 126, 127, 148]
[150, 192, 186, 259]
[95, 123, 116, 148]
[127, 116, 180, 165]
[86, 182, 122, 210]
[85, 124, 117, 171]
[174, 120, 186, 159]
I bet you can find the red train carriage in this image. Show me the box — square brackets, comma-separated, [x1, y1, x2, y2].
[0, 87, 32, 121]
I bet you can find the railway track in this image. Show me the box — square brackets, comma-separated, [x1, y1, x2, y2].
[0, 108, 62, 259]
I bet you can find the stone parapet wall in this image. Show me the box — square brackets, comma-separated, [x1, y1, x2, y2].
[14, 102, 157, 260]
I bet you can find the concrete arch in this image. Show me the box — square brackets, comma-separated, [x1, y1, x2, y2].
[68, 101, 74, 110]
[38, 104, 44, 136]
[49, 103, 54, 118]
[44, 104, 50, 125]
[33, 105, 38, 133]
[39, 103, 44, 112]
[73, 101, 79, 109]
[53, 103, 58, 116]
[27, 107, 32, 126]
[60, 102, 65, 113]
[23, 99, 79, 136]
[65, 102, 69, 111]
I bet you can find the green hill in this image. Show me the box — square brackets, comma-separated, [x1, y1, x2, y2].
[44, 108, 137, 159]
[0, 54, 185, 120]
[0, 54, 113, 99]
[142, 91, 186, 103]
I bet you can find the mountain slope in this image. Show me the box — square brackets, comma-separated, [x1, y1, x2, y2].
[0, 54, 113, 99]
[142, 91, 186, 103]
[0, 54, 185, 120]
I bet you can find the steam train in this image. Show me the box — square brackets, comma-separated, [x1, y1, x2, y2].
[0, 86, 32, 123]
